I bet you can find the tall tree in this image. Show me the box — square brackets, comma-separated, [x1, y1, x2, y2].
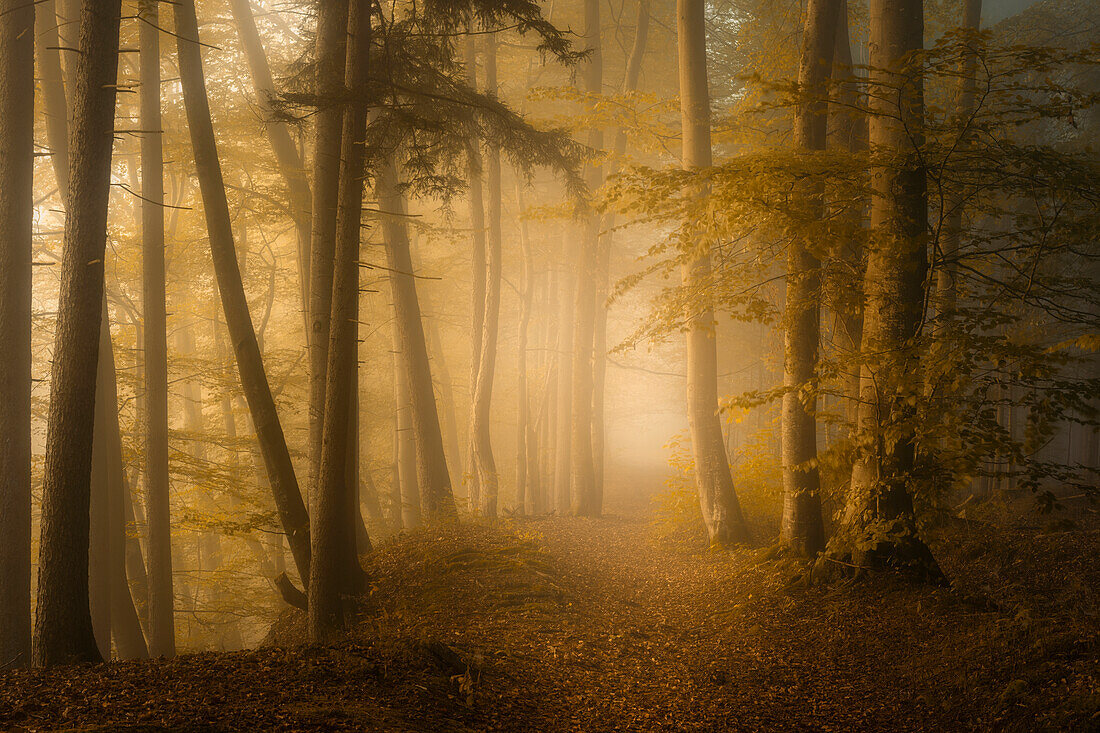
[227, 0, 314, 320]
[310, 0, 370, 640]
[0, 0, 34, 670]
[464, 29, 487, 512]
[934, 0, 983, 313]
[831, 0, 944, 579]
[174, 0, 312, 584]
[677, 0, 749, 546]
[570, 0, 603, 517]
[780, 0, 840, 556]
[33, 0, 122, 666]
[474, 32, 503, 517]
[592, 0, 651, 509]
[378, 160, 459, 521]
[308, 0, 350, 486]
[139, 0, 175, 658]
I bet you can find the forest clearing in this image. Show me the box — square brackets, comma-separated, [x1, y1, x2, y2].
[0, 0, 1098, 729]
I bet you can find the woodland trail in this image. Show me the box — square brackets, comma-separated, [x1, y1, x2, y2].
[1, 490, 1096, 731]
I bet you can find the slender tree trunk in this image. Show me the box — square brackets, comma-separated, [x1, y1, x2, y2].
[227, 0, 313, 323]
[139, 0, 175, 658]
[378, 161, 459, 521]
[934, 0, 982, 315]
[33, 0, 121, 667]
[780, 0, 840, 556]
[592, 0, 651, 508]
[419, 275, 464, 485]
[174, 0, 311, 584]
[89, 319, 114, 657]
[35, 1, 68, 197]
[464, 29, 486, 512]
[515, 183, 534, 514]
[827, 2, 867, 438]
[677, 0, 749, 546]
[309, 0, 350, 488]
[310, 0, 369, 639]
[122, 475, 150, 631]
[0, 0, 35, 669]
[554, 232, 576, 515]
[570, 0, 603, 517]
[832, 0, 944, 581]
[473, 33, 503, 518]
[394, 321, 421, 528]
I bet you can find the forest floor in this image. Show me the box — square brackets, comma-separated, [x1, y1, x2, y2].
[1, 487, 1097, 732]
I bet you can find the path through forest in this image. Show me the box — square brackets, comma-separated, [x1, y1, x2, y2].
[1, 487, 1096, 731]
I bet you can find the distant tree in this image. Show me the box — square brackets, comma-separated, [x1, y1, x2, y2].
[173, 0, 312, 587]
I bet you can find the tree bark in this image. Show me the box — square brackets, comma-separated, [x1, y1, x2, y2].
[309, 0, 370, 640]
[515, 182, 534, 514]
[378, 161, 459, 521]
[308, 0, 350, 488]
[833, 0, 944, 581]
[138, 0, 175, 658]
[553, 231, 576, 515]
[677, 0, 749, 546]
[780, 0, 840, 556]
[393, 319, 421, 528]
[0, 0, 34, 669]
[473, 33, 503, 518]
[174, 0, 312, 585]
[33, 0, 121, 667]
[464, 30, 487, 512]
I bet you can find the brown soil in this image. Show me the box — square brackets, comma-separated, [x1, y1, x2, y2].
[1, 492, 1097, 731]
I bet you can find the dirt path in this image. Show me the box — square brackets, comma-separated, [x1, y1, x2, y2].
[1, 492, 1095, 731]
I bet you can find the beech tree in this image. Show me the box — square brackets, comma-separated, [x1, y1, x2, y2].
[0, 0, 34, 670]
[677, 0, 749, 546]
[34, 0, 122, 667]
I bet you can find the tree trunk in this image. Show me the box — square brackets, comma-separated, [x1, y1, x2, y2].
[472, 32, 503, 518]
[33, 0, 121, 667]
[309, 0, 370, 640]
[226, 0, 313, 323]
[174, 0, 312, 585]
[515, 182, 534, 514]
[554, 231, 576, 515]
[138, 0, 175, 658]
[0, 0, 34, 669]
[34, 1, 68, 197]
[96, 319, 149, 660]
[308, 0, 350, 488]
[677, 0, 749, 546]
[780, 0, 840, 556]
[827, 2, 867, 439]
[464, 30, 487, 513]
[934, 0, 982, 315]
[393, 322, 421, 528]
[832, 0, 944, 581]
[570, 0, 603, 517]
[378, 160, 458, 521]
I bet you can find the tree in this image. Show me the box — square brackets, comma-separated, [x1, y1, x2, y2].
[474, 32, 503, 517]
[33, 0, 122, 666]
[828, 0, 944, 580]
[0, 0, 34, 670]
[677, 0, 749, 546]
[377, 159, 459, 522]
[780, 0, 840, 556]
[309, 0, 350, 486]
[310, 0, 370, 640]
[139, 0, 175, 657]
[569, 0, 603, 517]
[464, 29, 487, 513]
[174, 0, 312, 585]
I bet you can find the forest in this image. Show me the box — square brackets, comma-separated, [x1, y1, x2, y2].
[0, 0, 1097, 729]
